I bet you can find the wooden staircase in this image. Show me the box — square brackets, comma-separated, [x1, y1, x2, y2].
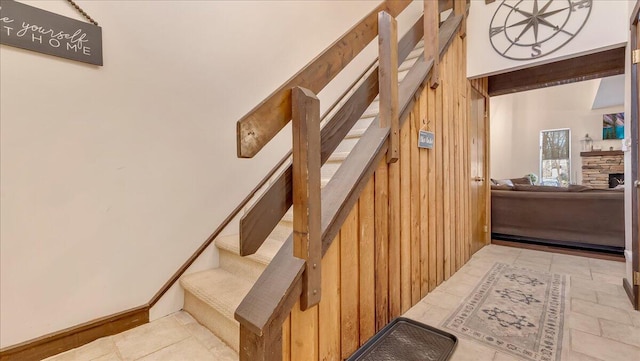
[179, 41, 426, 357]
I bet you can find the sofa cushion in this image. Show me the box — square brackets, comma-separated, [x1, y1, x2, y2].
[510, 177, 532, 185]
[491, 184, 514, 191]
[513, 184, 569, 192]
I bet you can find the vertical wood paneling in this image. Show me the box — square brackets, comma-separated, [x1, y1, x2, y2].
[441, 51, 452, 281]
[290, 301, 318, 361]
[388, 161, 401, 320]
[283, 18, 489, 361]
[400, 114, 412, 313]
[283, 316, 291, 361]
[426, 86, 437, 292]
[412, 99, 424, 303]
[319, 235, 340, 361]
[435, 71, 445, 286]
[374, 160, 389, 331]
[358, 179, 376, 345]
[340, 206, 360, 359]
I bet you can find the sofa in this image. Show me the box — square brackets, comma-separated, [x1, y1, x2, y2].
[491, 184, 625, 254]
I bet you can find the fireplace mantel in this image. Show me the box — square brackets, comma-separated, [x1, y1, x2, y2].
[580, 150, 624, 157]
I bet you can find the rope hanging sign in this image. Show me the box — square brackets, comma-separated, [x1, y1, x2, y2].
[0, 0, 103, 66]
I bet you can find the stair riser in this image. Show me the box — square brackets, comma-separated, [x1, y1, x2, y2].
[184, 291, 239, 352]
[219, 248, 266, 282]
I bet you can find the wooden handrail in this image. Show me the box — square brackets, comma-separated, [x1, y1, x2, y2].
[236, 0, 412, 159]
[239, 13, 426, 257]
[235, 11, 464, 341]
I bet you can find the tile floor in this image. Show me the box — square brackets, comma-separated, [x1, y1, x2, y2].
[44, 245, 640, 361]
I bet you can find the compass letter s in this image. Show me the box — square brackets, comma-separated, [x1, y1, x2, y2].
[531, 44, 542, 57]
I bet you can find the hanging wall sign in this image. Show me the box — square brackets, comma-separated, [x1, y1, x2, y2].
[0, 0, 103, 65]
[418, 130, 435, 149]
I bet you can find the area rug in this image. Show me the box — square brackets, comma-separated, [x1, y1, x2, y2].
[442, 263, 568, 361]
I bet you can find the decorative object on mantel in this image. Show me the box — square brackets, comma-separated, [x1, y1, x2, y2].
[580, 133, 593, 152]
[603, 113, 624, 140]
[0, 0, 103, 65]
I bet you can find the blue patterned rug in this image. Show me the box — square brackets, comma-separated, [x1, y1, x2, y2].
[442, 263, 568, 361]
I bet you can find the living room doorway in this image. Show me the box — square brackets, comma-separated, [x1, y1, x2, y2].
[482, 43, 636, 308]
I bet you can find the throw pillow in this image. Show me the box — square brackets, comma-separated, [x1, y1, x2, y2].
[510, 177, 533, 185]
[494, 179, 514, 187]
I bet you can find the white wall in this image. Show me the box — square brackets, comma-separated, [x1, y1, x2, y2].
[490, 78, 624, 183]
[0, 0, 424, 348]
[467, 0, 630, 78]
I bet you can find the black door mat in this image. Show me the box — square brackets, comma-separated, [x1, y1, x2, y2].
[347, 317, 457, 361]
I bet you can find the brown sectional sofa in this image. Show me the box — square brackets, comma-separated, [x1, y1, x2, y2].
[491, 185, 625, 254]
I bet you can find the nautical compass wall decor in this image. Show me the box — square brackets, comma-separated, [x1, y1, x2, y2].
[489, 0, 592, 60]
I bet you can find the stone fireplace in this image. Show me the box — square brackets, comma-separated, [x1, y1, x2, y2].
[581, 150, 624, 189]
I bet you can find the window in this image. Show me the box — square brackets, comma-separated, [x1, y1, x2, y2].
[540, 129, 570, 186]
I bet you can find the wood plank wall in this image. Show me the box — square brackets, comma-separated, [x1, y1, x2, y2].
[282, 28, 486, 361]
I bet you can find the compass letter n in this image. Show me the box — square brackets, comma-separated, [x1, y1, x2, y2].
[570, 0, 591, 11]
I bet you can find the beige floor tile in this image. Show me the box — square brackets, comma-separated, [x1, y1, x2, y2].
[423, 290, 463, 310]
[568, 312, 601, 336]
[571, 299, 632, 325]
[570, 286, 598, 303]
[550, 264, 592, 279]
[90, 353, 122, 361]
[440, 280, 476, 297]
[591, 272, 624, 286]
[565, 350, 605, 361]
[518, 249, 554, 259]
[517, 253, 553, 265]
[449, 337, 496, 361]
[552, 254, 591, 267]
[599, 319, 640, 348]
[446, 269, 483, 286]
[571, 277, 624, 296]
[596, 291, 634, 311]
[184, 321, 237, 358]
[113, 316, 190, 361]
[43, 337, 116, 361]
[570, 329, 640, 361]
[513, 259, 551, 272]
[173, 310, 197, 325]
[136, 338, 218, 361]
[405, 303, 452, 326]
[631, 311, 640, 328]
[588, 259, 626, 277]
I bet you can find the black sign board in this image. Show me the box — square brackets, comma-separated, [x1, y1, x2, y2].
[0, 0, 102, 65]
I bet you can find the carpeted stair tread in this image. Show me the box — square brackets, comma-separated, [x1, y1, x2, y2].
[216, 234, 283, 265]
[181, 269, 252, 322]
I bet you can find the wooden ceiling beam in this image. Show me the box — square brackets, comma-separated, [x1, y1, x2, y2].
[488, 47, 625, 97]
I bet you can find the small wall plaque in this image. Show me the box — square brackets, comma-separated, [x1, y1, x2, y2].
[0, 0, 103, 66]
[418, 130, 434, 149]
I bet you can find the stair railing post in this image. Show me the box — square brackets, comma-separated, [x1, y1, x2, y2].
[239, 323, 282, 361]
[454, 0, 467, 38]
[291, 86, 322, 310]
[378, 11, 400, 164]
[424, 0, 440, 88]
